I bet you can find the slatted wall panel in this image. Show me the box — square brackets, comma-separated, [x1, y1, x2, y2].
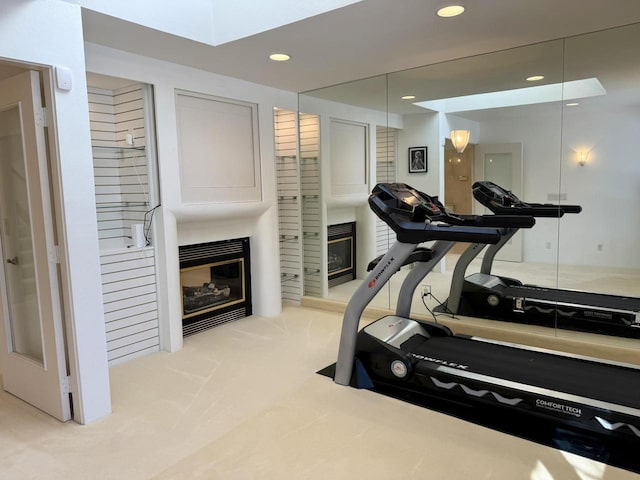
[114, 85, 147, 148]
[89, 85, 150, 250]
[376, 126, 397, 256]
[88, 87, 117, 147]
[100, 248, 160, 365]
[90, 82, 160, 365]
[300, 114, 322, 296]
[274, 109, 302, 302]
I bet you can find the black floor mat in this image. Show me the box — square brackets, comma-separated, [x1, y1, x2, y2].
[317, 363, 640, 474]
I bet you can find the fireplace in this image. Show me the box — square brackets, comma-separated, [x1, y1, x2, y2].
[179, 238, 252, 337]
[327, 222, 356, 288]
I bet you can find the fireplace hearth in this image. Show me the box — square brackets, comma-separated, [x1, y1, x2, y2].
[179, 238, 252, 337]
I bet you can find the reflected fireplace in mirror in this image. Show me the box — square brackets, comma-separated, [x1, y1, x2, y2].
[328, 222, 356, 288]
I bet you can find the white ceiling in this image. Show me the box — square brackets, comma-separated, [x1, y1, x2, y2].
[304, 22, 640, 118]
[81, 0, 640, 93]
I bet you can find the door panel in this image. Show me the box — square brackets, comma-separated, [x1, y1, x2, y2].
[0, 70, 70, 421]
[474, 143, 524, 262]
[0, 105, 43, 363]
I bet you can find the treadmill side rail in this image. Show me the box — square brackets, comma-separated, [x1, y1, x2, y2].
[418, 364, 640, 439]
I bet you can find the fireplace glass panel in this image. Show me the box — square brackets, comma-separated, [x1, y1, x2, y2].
[328, 237, 353, 276]
[181, 258, 245, 319]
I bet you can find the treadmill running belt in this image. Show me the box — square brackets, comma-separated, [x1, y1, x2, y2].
[408, 336, 640, 408]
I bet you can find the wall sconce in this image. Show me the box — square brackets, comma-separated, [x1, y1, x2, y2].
[451, 130, 470, 154]
[577, 150, 590, 166]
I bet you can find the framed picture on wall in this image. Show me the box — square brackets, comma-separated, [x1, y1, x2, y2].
[408, 146, 428, 173]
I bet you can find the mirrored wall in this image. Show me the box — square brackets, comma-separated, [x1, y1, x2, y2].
[298, 22, 640, 351]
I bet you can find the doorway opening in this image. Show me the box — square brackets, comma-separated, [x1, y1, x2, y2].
[443, 138, 475, 255]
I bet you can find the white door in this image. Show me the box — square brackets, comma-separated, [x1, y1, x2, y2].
[0, 71, 71, 421]
[474, 142, 524, 262]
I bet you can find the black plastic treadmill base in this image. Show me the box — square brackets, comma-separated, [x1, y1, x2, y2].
[317, 363, 639, 474]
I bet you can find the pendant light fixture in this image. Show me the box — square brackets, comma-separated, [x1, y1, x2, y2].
[451, 130, 470, 154]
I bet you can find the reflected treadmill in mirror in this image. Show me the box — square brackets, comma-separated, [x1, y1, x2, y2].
[299, 24, 640, 348]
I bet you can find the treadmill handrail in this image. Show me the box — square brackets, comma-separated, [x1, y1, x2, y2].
[369, 183, 510, 244]
[447, 213, 535, 228]
[473, 181, 582, 217]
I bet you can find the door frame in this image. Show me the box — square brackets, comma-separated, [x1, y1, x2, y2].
[0, 60, 113, 424]
[474, 142, 524, 262]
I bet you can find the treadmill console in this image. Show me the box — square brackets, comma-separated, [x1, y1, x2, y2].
[369, 183, 445, 223]
[473, 181, 526, 210]
[368, 183, 503, 245]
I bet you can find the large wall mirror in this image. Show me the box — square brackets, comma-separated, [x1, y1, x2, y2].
[298, 23, 640, 352]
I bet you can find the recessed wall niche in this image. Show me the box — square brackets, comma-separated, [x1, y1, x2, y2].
[87, 72, 161, 365]
[175, 90, 262, 204]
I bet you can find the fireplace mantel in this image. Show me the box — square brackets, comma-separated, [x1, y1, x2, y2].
[171, 201, 271, 223]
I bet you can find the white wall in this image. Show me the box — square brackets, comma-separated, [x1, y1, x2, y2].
[0, 0, 111, 423]
[558, 105, 640, 269]
[478, 110, 562, 264]
[85, 43, 298, 352]
[478, 106, 640, 269]
[397, 113, 441, 196]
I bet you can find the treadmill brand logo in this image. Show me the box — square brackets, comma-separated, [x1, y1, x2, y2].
[368, 257, 394, 288]
[535, 399, 582, 417]
[409, 353, 469, 370]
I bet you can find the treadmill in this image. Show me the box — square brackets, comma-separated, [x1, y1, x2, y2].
[335, 182, 640, 440]
[442, 181, 640, 338]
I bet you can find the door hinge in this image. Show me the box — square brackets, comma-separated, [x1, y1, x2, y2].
[35, 107, 49, 128]
[62, 375, 72, 394]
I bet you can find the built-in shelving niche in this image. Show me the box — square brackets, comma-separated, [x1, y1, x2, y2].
[274, 109, 303, 302]
[273, 109, 322, 301]
[375, 126, 398, 256]
[87, 74, 161, 365]
[299, 114, 322, 297]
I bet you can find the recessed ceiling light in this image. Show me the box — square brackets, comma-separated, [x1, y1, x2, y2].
[437, 5, 465, 17]
[566, 102, 580, 106]
[526, 75, 545, 82]
[269, 53, 291, 62]
[401, 95, 416, 100]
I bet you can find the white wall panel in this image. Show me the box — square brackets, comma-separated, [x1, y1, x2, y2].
[100, 248, 160, 365]
[329, 119, 368, 196]
[176, 91, 261, 203]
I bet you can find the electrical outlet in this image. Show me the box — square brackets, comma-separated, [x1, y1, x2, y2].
[421, 284, 431, 298]
[545, 242, 551, 249]
[126, 128, 135, 146]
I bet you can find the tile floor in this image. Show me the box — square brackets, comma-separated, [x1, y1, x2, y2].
[1, 301, 640, 479]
